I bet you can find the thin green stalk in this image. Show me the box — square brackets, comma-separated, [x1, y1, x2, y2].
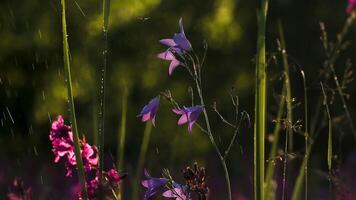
[133, 122, 153, 200]
[264, 85, 286, 200]
[300, 70, 308, 200]
[278, 22, 293, 152]
[321, 83, 333, 200]
[278, 22, 293, 200]
[93, 96, 99, 146]
[117, 85, 128, 199]
[118, 85, 128, 169]
[291, 144, 313, 200]
[61, 0, 87, 199]
[255, 0, 269, 199]
[194, 78, 232, 200]
[99, 0, 111, 179]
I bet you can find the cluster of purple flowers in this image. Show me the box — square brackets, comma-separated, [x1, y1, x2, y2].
[138, 19, 204, 133]
[138, 96, 203, 133]
[49, 115, 123, 200]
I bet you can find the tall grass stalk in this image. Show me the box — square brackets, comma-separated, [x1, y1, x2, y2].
[300, 70, 308, 200]
[277, 22, 293, 200]
[254, 0, 269, 199]
[118, 85, 128, 170]
[60, 0, 88, 198]
[278, 22, 293, 152]
[116, 85, 128, 199]
[133, 122, 153, 200]
[321, 83, 333, 199]
[264, 85, 286, 200]
[99, 0, 111, 179]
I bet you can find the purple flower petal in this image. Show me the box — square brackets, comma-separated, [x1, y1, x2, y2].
[138, 97, 160, 126]
[159, 39, 177, 47]
[173, 105, 203, 132]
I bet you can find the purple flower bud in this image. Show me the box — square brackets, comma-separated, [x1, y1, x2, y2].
[137, 97, 160, 126]
[173, 105, 204, 133]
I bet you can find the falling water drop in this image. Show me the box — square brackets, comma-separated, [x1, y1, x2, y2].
[33, 146, 38, 156]
[6, 107, 15, 124]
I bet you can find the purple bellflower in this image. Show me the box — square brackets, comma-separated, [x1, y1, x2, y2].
[158, 18, 192, 75]
[141, 171, 169, 200]
[173, 105, 204, 133]
[157, 50, 182, 76]
[137, 96, 160, 126]
[347, 0, 356, 13]
[162, 184, 188, 200]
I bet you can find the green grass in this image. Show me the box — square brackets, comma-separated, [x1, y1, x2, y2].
[254, 0, 269, 199]
[61, 0, 88, 198]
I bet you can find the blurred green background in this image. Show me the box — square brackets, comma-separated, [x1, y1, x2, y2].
[0, 0, 355, 199]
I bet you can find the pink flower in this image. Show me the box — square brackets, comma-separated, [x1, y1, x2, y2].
[82, 143, 99, 171]
[347, 0, 356, 14]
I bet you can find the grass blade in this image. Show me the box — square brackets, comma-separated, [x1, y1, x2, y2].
[254, 0, 269, 199]
[321, 83, 333, 199]
[116, 84, 128, 199]
[99, 0, 111, 179]
[60, 0, 87, 198]
[133, 122, 153, 200]
[265, 85, 286, 200]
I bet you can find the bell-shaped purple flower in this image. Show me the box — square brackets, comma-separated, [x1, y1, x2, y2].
[157, 50, 182, 75]
[158, 18, 192, 76]
[160, 18, 192, 52]
[347, 0, 356, 13]
[137, 97, 160, 126]
[141, 171, 168, 200]
[173, 105, 204, 133]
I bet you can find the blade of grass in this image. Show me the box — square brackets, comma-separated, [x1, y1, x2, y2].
[61, 0, 87, 198]
[99, 0, 111, 179]
[133, 122, 153, 200]
[118, 84, 128, 170]
[321, 83, 333, 200]
[116, 84, 128, 199]
[300, 69, 308, 200]
[254, 0, 269, 199]
[264, 85, 286, 200]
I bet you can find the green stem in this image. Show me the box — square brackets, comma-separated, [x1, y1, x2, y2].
[118, 85, 128, 169]
[255, 0, 268, 199]
[194, 78, 232, 200]
[300, 70, 308, 200]
[133, 122, 153, 200]
[117, 84, 128, 199]
[99, 0, 111, 179]
[264, 85, 286, 200]
[278, 21, 293, 152]
[61, 0, 87, 199]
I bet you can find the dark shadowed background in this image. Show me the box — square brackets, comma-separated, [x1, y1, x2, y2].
[0, 0, 355, 199]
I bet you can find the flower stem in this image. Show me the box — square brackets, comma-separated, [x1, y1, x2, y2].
[255, 0, 269, 199]
[60, 0, 87, 199]
[194, 78, 232, 200]
[133, 122, 153, 200]
[99, 0, 111, 180]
